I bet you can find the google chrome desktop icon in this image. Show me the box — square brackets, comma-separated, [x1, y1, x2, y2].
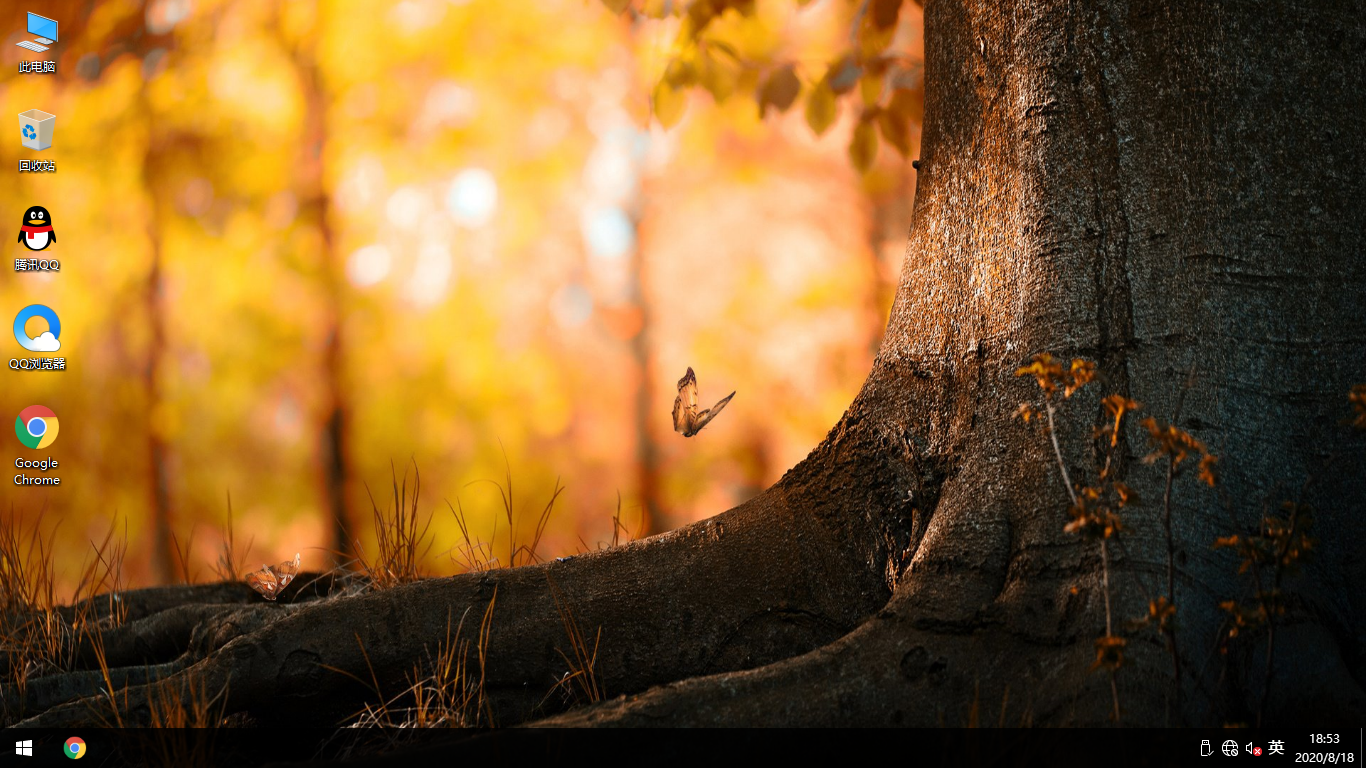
[15, 405, 58, 449]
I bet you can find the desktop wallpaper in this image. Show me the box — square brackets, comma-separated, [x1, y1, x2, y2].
[2, 0, 920, 589]
[1, 0, 1362, 752]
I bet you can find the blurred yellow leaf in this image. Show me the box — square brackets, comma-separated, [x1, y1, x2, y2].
[685, 0, 717, 36]
[805, 80, 838, 136]
[640, 0, 675, 17]
[871, 0, 903, 29]
[859, 19, 897, 58]
[698, 46, 736, 102]
[860, 71, 884, 106]
[850, 115, 878, 172]
[757, 64, 801, 117]
[664, 57, 697, 88]
[877, 110, 910, 156]
[653, 80, 688, 128]
[601, 0, 633, 13]
[888, 86, 922, 120]
[828, 55, 861, 95]
[708, 39, 740, 62]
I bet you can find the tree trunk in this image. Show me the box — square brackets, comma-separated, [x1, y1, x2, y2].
[11, 0, 1364, 733]
[289, 8, 355, 564]
[628, 205, 662, 537]
[140, 92, 176, 586]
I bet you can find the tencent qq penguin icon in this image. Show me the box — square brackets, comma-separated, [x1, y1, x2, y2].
[12, 304, 61, 352]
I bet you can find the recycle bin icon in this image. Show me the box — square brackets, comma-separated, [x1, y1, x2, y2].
[18, 109, 55, 151]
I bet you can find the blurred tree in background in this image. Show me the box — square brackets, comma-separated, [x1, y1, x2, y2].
[1, 0, 920, 591]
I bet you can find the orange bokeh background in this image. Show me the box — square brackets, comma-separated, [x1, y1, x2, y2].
[0, 0, 921, 593]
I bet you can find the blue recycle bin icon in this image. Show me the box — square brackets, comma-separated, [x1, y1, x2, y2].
[18, 109, 55, 151]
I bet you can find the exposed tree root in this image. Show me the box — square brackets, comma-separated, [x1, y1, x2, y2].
[45, 571, 348, 625]
[537, 610, 1366, 729]
[531, 614, 1091, 727]
[14, 447, 915, 728]
[10, 660, 187, 720]
[76, 604, 269, 669]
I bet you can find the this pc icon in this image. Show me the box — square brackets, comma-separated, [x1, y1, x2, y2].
[15, 13, 58, 53]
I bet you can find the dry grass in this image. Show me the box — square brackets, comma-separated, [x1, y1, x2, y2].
[170, 528, 198, 585]
[447, 496, 497, 573]
[0, 510, 62, 717]
[1, 512, 132, 723]
[73, 516, 129, 629]
[544, 575, 603, 706]
[0, 508, 57, 614]
[88, 618, 124, 727]
[73, 519, 139, 728]
[456, 453, 565, 571]
[212, 493, 254, 583]
[609, 491, 639, 548]
[332, 588, 497, 730]
[448, 457, 566, 572]
[353, 463, 436, 589]
[516, 478, 563, 568]
[3, 454, 623, 732]
[148, 671, 230, 727]
[576, 492, 641, 554]
[88, 621, 230, 745]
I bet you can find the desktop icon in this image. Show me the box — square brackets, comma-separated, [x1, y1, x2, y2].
[15, 739, 33, 756]
[63, 737, 85, 759]
[15, 13, 57, 53]
[19, 109, 55, 151]
[15, 406, 59, 449]
[17, 206, 56, 251]
[13, 304, 61, 352]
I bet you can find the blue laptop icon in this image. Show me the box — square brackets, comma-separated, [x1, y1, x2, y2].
[16, 13, 58, 53]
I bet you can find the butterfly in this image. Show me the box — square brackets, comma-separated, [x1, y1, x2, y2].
[244, 553, 300, 601]
[672, 367, 735, 437]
